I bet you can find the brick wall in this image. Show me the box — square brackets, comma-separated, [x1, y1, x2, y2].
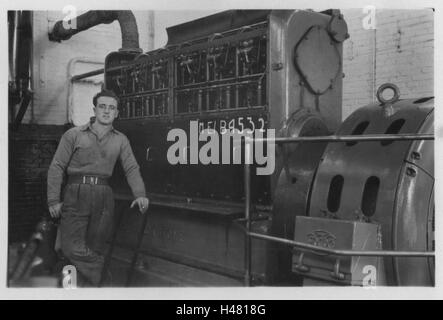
[9, 125, 67, 242]
[342, 8, 434, 119]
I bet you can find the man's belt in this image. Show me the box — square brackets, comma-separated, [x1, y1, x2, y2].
[67, 175, 109, 185]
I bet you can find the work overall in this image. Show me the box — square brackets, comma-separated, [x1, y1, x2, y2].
[60, 181, 114, 286]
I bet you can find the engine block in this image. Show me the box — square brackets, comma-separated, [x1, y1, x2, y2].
[104, 9, 347, 204]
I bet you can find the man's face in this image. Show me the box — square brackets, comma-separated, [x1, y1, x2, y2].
[94, 96, 119, 125]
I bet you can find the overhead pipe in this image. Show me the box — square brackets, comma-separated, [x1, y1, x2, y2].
[9, 11, 33, 129]
[8, 11, 19, 93]
[48, 10, 142, 53]
[15, 11, 33, 95]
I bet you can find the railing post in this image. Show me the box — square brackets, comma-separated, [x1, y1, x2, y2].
[244, 157, 252, 286]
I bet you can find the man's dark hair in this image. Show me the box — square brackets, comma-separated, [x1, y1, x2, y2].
[93, 89, 120, 107]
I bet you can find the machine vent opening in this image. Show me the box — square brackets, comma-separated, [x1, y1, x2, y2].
[346, 121, 370, 146]
[361, 176, 380, 217]
[381, 119, 405, 146]
[327, 175, 344, 213]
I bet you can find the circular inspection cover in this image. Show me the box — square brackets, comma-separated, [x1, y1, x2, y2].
[294, 26, 341, 95]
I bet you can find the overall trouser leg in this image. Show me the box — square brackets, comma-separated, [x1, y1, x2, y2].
[60, 183, 114, 286]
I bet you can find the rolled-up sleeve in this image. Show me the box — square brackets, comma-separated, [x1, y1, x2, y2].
[47, 129, 75, 206]
[119, 136, 146, 199]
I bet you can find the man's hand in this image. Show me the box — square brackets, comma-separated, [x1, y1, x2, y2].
[49, 203, 63, 219]
[130, 197, 150, 214]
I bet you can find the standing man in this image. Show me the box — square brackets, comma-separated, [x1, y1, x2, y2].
[47, 89, 149, 286]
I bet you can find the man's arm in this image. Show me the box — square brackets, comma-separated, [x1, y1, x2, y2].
[47, 129, 75, 212]
[119, 136, 149, 213]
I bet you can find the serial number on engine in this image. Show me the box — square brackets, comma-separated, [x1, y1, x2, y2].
[198, 116, 266, 133]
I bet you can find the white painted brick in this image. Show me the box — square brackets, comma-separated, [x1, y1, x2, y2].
[341, 8, 433, 118]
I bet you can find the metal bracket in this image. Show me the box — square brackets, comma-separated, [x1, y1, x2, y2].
[294, 252, 310, 273]
[330, 258, 345, 280]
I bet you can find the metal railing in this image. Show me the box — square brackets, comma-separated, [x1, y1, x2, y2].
[242, 133, 435, 286]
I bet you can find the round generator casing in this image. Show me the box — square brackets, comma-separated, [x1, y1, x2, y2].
[307, 97, 434, 286]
